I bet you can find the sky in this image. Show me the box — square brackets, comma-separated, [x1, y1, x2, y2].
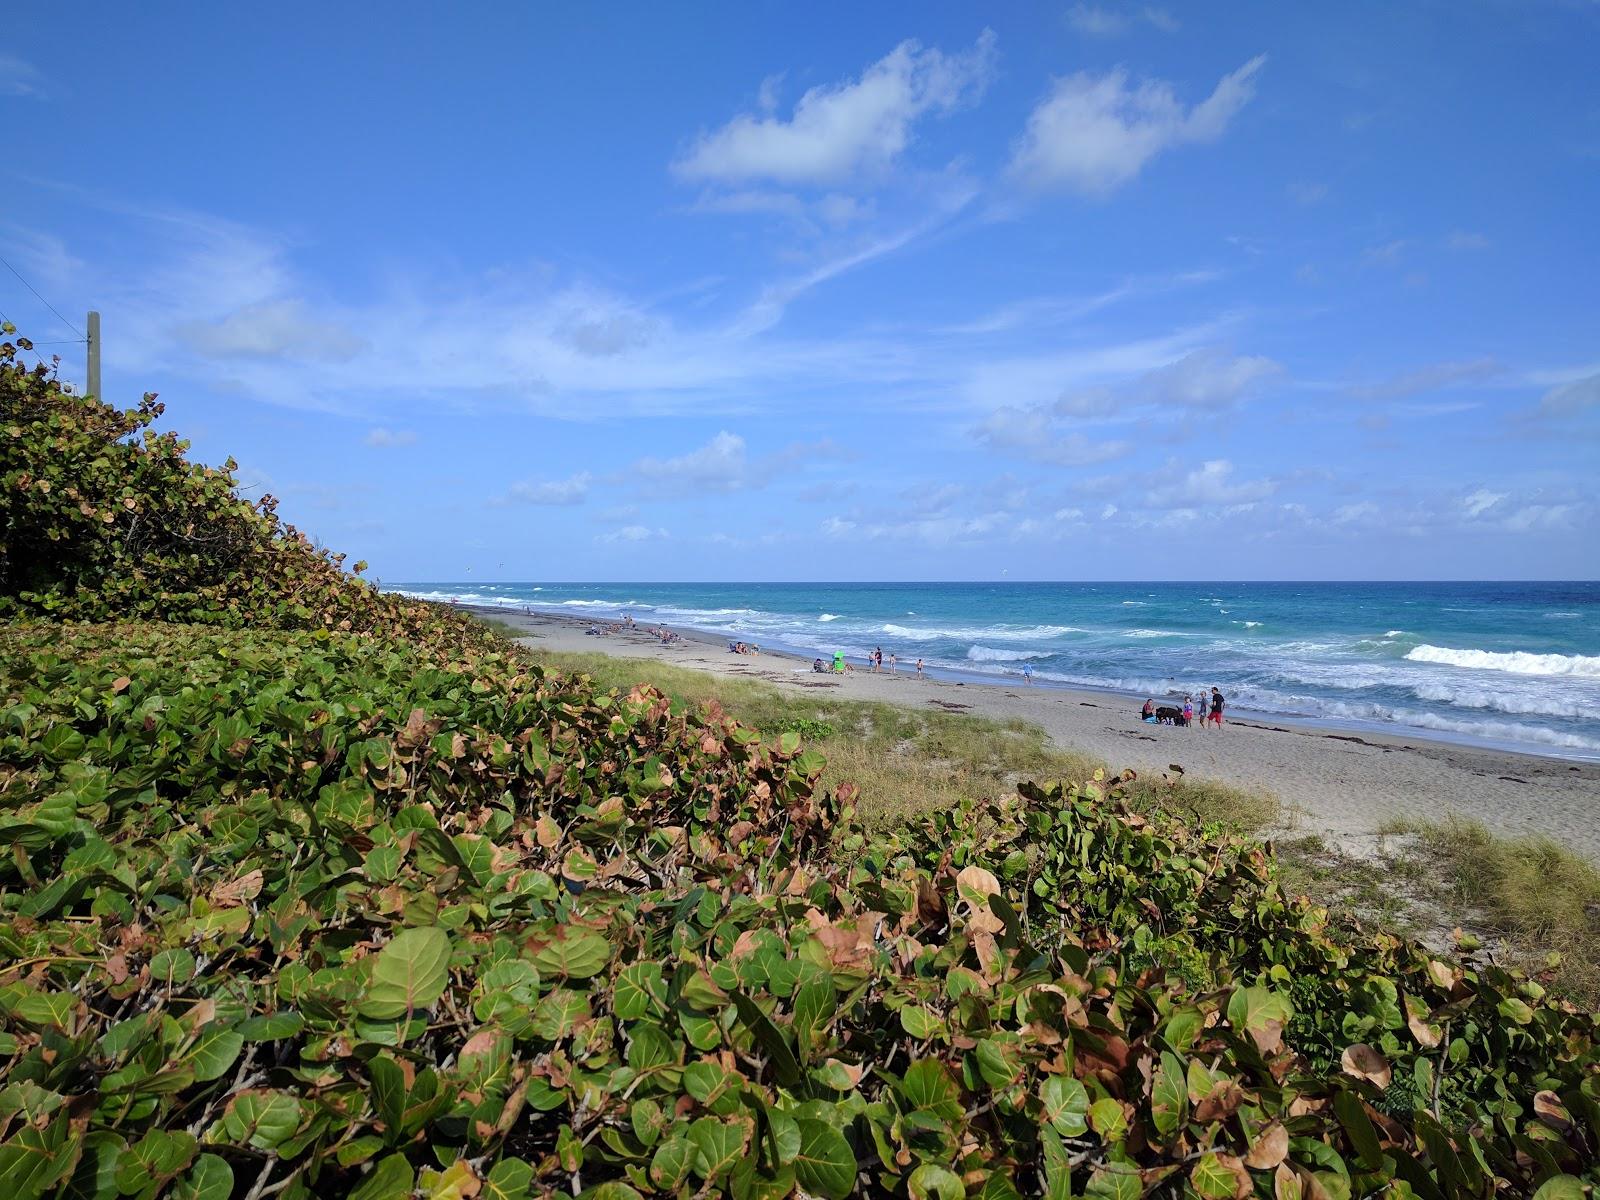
[3, 2, 1598, 582]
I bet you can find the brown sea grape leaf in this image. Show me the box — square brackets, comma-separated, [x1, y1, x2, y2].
[1339, 1043, 1392, 1089]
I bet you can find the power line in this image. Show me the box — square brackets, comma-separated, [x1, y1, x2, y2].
[0, 253, 84, 340]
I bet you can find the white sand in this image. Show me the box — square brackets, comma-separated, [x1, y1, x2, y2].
[479, 607, 1600, 862]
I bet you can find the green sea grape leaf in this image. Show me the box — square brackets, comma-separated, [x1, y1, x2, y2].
[909, 1164, 966, 1200]
[170, 1155, 233, 1200]
[793, 1119, 854, 1200]
[1531, 1179, 1585, 1200]
[613, 962, 666, 1020]
[359, 926, 451, 1018]
[482, 1158, 533, 1200]
[349, 1153, 416, 1200]
[1151, 1051, 1187, 1136]
[209, 1090, 304, 1150]
[1040, 1076, 1089, 1137]
[531, 927, 610, 980]
[649, 1138, 695, 1191]
[0, 1113, 78, 1199]
[179, 1026, 243, 1082]
[689, 1117, 747, 1182]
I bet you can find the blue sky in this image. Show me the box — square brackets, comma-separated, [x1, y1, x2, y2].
[4, 3, 1598, 581]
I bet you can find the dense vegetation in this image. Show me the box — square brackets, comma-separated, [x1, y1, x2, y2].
[1, 324, 1596, 1198]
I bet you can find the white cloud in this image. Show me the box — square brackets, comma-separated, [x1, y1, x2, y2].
[1120, 348, 1281, 410]
[820, 510, 1008, 546]
[1446, 230, 1491, 252]
[674, 31, 998, 185]
[363, 427, 416, 448]
[1462, 489, 1506, 518]
[1147, 459, 1276, 507]
[631, 431, 751, 495]
[499, 472, 593, 506]
[598, 524, 669, 543]
[1008, 55, 1265, 196]
[173, 298, 366, 362]
[974, 405, 1133, 465]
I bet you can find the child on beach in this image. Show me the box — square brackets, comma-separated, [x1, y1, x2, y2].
[1182, 696, 1194, 728]
[889, 653, 897, 674]
[1022, 663, 1033, 685]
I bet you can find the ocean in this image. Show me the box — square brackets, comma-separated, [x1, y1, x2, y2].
[393, 581, 1600, 760]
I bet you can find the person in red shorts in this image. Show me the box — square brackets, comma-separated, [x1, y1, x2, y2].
[1209, 687, 1225, 728]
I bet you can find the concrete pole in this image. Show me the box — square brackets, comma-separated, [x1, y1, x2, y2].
[86, 310, 101, 400]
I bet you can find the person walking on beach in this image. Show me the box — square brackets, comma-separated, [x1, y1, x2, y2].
[1209, 687, 1225, 729]
[889, 653, 898, 674]
[873, 646, 883, 673]
[1022, 663, 1034, 685]
[915, 658, 924, 679]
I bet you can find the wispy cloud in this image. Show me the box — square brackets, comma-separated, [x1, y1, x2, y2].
[1349, 357, 1501, 400]
[0, 53, 46, 98]
[1065, 6, 1180, 36]
[363, 427, 416, 448]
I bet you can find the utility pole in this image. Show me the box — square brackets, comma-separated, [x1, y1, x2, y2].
[86, 310, 101, 399]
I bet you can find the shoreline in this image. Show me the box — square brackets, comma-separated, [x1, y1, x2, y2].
[469, 604, 1600, 863]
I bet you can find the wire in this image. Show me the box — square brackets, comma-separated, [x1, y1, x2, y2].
[0, 253, 84, 340]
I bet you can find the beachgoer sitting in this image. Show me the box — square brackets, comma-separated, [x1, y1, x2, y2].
[587, 625, 601, 636]
[1141, 698, 1156, 723]
[813, 657, 825, 673]
[729, 641, 740, 653]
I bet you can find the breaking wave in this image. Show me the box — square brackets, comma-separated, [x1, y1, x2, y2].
[1405, 645, 1600, 677]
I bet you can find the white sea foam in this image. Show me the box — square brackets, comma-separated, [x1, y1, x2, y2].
[1123, 628, 1181, 638]
[1239, 621, 1263, 628]
[1405, 645, 1600, 677]
[880, 622, 1083, 642]
[818, 613, 840, 622]
[1546, 612, 1581, 619]
[966, 645, 1052, 662]
[1384, 630, 1406, 638]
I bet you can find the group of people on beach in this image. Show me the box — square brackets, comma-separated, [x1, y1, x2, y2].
[727, 641, 761, 655]
[1141, 688, 1226, 729]
[811, 646, 925, 678]
[586, 616, 679, 644]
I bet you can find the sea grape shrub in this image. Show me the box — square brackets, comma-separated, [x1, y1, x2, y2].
[2, 625, 1597, 1198]
[0, 326, 493, 658]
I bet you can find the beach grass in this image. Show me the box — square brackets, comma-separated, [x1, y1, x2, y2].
[1382, 816, 1600, 1003]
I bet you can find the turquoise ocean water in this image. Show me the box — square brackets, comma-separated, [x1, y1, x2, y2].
[394, 581, 1600, 759]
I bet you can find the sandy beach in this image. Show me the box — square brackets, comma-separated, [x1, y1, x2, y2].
[479, 606, 1600, 862]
